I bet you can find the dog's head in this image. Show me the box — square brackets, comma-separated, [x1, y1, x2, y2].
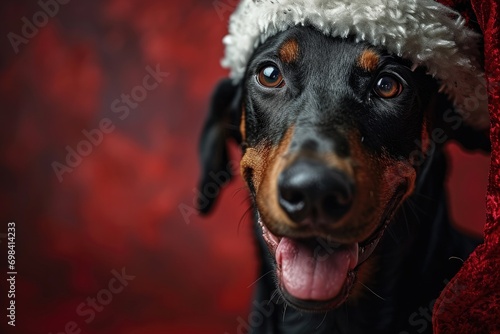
[198, 25, 486, 311]
[239, 26, 432, 310]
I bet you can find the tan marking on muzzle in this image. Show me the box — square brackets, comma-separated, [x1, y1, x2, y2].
[242, 127, 296, 229]
[240, 127, 295, 192]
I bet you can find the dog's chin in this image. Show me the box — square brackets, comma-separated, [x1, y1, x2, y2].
[257, 191, 405, 312]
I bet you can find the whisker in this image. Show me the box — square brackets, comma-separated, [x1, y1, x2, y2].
[282, 303, 288, 323]
[275, 295, 284, 305]
[239, 195, 252, 206]
[247, 270, 273, 288]
[411, 191, 436, 202]
[449, 256, 465, 263]
[232, 186, 249, 198]
[315, 312, 328, 330]
[407, 197, 427, 215]
[401, 204, 411, 237]
[405, 199, 422, 225]
[268, 289, 280, 305]
[237, 205, 254, 235]
[359, 282, 386, 301]
[386, 225, 400, 244]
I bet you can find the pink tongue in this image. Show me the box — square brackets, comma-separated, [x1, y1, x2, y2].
[276, 238, 358, 301]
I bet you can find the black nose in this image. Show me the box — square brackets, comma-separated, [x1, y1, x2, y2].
[278, 159, 354, 225]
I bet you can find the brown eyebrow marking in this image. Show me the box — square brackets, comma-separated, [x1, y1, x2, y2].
[279, 38, 300, 64]
[240, 106, 246, 142]
[357, 49, 380, 72]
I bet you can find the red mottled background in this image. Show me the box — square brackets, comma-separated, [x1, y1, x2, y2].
[0, 1, 490, 334]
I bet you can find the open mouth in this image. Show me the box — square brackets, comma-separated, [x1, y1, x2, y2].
[258, 190, 405, 311]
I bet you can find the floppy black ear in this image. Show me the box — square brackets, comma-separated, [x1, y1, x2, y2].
[197, 78, 242, 214]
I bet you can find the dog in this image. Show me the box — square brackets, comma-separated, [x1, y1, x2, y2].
[198, 25, 488, 333]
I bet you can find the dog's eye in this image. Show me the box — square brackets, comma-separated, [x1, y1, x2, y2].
[373, 75, 403, 98]
[257, 65, 284, 88]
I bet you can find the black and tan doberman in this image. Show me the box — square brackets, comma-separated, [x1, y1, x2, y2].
[198, 26, 487, 333]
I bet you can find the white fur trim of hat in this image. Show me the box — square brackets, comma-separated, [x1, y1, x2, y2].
[222, 0, 489, 129]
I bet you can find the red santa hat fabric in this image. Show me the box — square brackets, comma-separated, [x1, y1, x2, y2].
[222, 0, 489, 129]
[433, 0, 500, 332]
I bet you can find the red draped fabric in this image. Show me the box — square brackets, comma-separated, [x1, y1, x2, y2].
[433, 0, 500, 332]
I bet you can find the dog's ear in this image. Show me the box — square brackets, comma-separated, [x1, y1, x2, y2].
[197, 78, 242, 214]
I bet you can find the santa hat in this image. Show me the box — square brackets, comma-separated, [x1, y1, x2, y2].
[222, 0, 490, 129]
[222, 0, 500, 332]
[431, 1, 500, 332]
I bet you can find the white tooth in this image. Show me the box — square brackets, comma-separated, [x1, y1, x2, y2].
[411, 63, 418, 72]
